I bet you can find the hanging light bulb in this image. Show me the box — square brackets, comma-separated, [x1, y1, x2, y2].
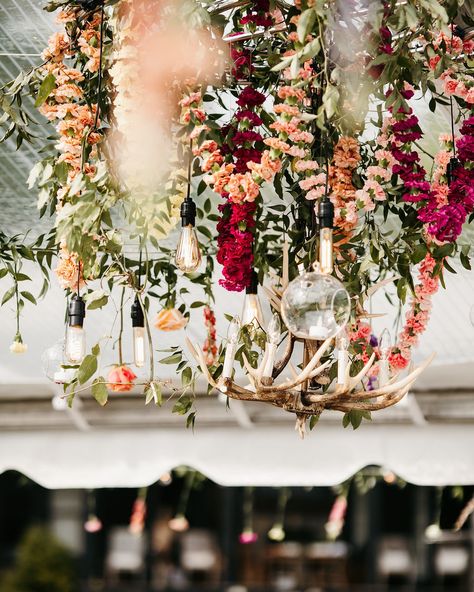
[222, 315, 241, 384]
[241, 271, 264, 327]
[378, 328, 391, 387]
[262, 313, 281, 378]
[175, 197, 202, 273]
[318, 197, 334, 274]
[66, 294, 86, 364]
[131, 296, 146, 368]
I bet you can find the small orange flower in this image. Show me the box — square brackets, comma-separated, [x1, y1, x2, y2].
[107, 365, 137, 393]
[55, 247, 85, 292]
[154, 308, 188, 332]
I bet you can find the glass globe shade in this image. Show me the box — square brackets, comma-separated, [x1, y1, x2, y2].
[41, 340, 75, 384]
[281, 272, 351, 340]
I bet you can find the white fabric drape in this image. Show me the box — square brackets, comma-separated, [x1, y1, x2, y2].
[1, 424, 473, 489]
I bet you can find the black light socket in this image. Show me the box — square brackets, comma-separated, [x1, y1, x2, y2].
[68, 294, 86, 328]
[246, 270, 259, 295]
[318, 197, 334, 229]
[446, 157, 460, 187]
[180, 197, 196, 227]
[131, 296, 145, 328]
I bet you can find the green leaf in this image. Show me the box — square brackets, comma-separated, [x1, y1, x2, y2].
[20, 291, 36, 305]
[349, 410, 363, 430]
[182, 366, 193, 387]
[186, 411, 196, 430]
[86, 289, 109, 310]
[460, 252, 471, 270]
[145, 382, 162, 406]
[77, 354, 98, 385]
[34, 73, 56, 108]
[297, 8, 316, 43]
[1, 286, 15, 305]
[173, 396, 193, 415]
[309, 414, 320, 430]
[159, 353, 182, 365]
[91, 378, 108, 406]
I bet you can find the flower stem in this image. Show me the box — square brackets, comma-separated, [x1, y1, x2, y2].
[137, 292, 154, 383]
[118, 287, 125, 366]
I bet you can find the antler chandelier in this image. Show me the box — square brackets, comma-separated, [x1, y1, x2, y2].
[187, 200, 434, 437]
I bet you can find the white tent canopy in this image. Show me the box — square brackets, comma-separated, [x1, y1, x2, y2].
[1, 424, 473, 489]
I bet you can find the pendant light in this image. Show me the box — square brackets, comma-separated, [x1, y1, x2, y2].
[131, 252, 146, 368]
[175, 141, 202, 273]
[131, 297, 146, 368]
[318, 196, 334, 274]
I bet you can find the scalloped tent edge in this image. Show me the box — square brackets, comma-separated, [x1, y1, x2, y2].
[0, 424, 473, 489]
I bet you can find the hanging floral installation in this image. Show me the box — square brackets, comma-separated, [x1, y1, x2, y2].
[1, 0, 474, 433]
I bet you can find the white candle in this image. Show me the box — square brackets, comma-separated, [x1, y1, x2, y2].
[222, 342, 237, 379]
[309, 323, 329, 340]
[222, 316, 241, 380]
[262, 343, 278, 378]
[379, 358, 390, 387]
[337, 349, 348, 385]
[336, 336, 348, 385]
[378, 329, 391, 387]
[261, 314, 281, 378]
[53, 368, 75, 384]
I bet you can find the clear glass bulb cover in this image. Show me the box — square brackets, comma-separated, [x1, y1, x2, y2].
[66, 325, 86, 363]
[281, 272, 351, 340]
[227, 315, 241, 343]
[133, 326, 146, 368]
[319, 228, 333, 274]
[267, 313, 281, 344]
[378, 328, 391, 358]
[242, 293, 264, 327]
[175, 225, 202, 273]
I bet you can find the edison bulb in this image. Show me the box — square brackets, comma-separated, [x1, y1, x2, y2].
[66, 325, 86, 364]
[319, 227, 333, 274]
[242, 294, 264, 327]
[175, 225, 202, 272]
[133, 326, 146, 368]
[281, 272, 350, 340]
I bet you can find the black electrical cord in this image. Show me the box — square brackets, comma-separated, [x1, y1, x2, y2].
[92, 3, 105, 132]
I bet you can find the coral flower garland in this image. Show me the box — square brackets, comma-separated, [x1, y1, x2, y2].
[390, 254, 440, 370]
[348, 253, 440, 374]
[37, 8, 103, 287]
[329, 137, 361, 235]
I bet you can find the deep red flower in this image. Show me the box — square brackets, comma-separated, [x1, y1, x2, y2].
[237, 86, 266, 108]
